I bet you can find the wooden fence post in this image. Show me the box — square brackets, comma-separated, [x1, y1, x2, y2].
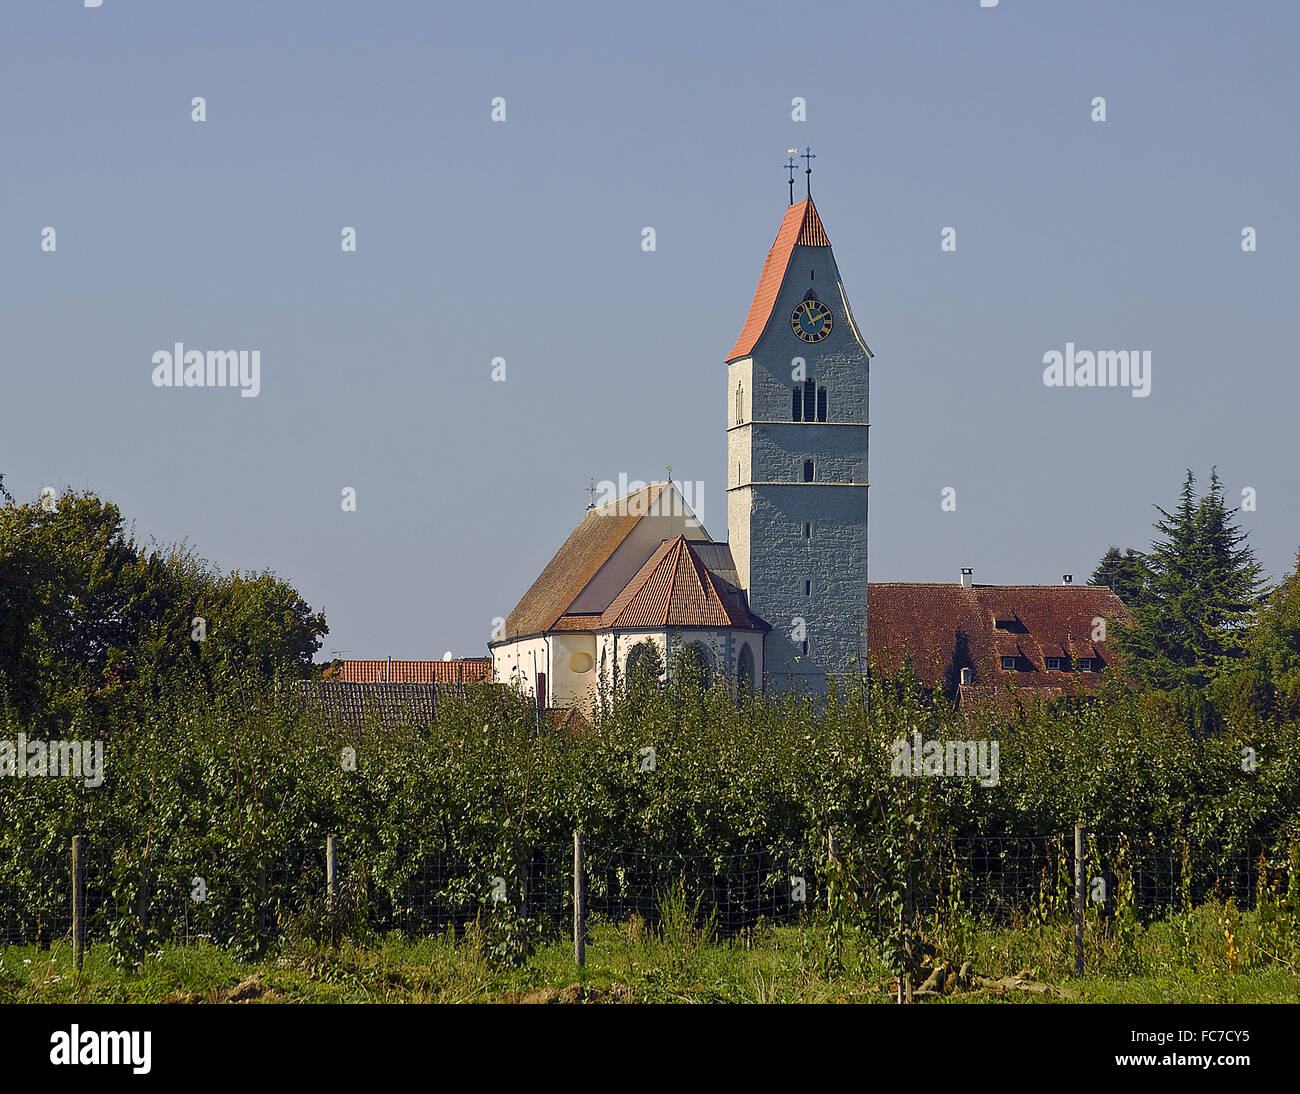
[1074, 824, 1085, 977]
[573, 830, 585, 967]
[901, 861, 914, 1004]
[71, 835, 85, 971]
[326, 834, 337, 912]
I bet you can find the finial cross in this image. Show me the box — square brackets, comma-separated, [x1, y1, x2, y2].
[801, 145, 816, 198]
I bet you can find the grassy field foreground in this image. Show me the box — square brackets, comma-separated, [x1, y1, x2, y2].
[4, 901, 1299, 1005]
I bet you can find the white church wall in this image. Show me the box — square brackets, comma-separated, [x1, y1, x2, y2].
[491, 636, 550, 707]
[549, 632, 598, 707]
[614, 630, 669, 682]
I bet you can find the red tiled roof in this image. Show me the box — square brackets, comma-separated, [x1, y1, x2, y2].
[601, 536, 768, 631]
[337, 659, 492, 684]
[957, 684, 1068, 717]
[726, 199, 831, 363]
[867, 583, 1132, 693]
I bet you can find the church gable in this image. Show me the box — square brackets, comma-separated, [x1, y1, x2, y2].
[495, 480, 713, 643]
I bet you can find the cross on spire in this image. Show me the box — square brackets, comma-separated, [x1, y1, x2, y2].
[801, 145, 816, 199]
[586, 477, 597, 509]
[785, 150, 798, 206]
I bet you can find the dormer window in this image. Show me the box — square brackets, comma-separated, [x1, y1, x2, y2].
[1000, 656, 1018, 671]
[1045, 657, 1065, 671]
[1077, 657, 1095, 672]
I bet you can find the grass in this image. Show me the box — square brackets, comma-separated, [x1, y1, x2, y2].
[3, 901, 1299, 1004]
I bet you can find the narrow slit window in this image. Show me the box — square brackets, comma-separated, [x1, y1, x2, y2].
[792, 387, 802, 422]
[803, 459, 814, 482]
[817, 386, 827, 422]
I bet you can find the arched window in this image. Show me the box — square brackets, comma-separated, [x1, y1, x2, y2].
[817, 386, 827, 422]
[737, 643, 755, 695]
[673, 641, 713, 689]
[792, 386, 802, 422]
[625, 639, 663, 692]
[803, 379, 816, 421]
[803, 459, 814, 482]
[735, 382, 743, 424]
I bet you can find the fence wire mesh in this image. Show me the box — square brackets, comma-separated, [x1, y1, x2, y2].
[0, 833, 1287, 949]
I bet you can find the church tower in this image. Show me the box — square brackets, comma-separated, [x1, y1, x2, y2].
[725, 172, 872, 694]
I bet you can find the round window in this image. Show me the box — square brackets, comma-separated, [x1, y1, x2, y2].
[569, 652, 594, 674]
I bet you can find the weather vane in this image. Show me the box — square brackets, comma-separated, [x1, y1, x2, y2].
[801, 145, 816, 199]
[666, 464, 673, 483]
[785, 150, 798, 206]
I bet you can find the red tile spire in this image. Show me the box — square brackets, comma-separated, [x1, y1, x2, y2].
[726, 199, 831, 363]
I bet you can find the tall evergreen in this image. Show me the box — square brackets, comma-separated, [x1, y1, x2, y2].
[1089, 546, 1152, 607]
[1114, 468, 1266, 691]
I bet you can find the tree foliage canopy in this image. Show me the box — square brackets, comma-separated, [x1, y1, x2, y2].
[0, 486, 327, 733]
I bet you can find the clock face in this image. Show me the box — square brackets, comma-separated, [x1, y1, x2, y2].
[791, 299, 832, 343]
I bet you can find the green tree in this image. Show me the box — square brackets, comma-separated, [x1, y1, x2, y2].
[624, 639, 664, 696]
[0, 487, 327, 730]
[1114, 469, 1266, 694]
[1089, 546, 1152, 607]
[1214, 550, 1300, 719]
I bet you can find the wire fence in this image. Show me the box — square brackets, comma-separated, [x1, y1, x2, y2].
[0, 832, 1291, 950]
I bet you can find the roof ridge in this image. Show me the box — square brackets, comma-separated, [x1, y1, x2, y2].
[662, 535, 686, 627]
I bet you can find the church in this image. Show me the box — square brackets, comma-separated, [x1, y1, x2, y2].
[492, 161, 870, 707]
[490, 160, 1128, 713]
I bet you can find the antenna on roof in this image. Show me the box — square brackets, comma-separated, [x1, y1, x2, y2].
[785, 151, 797, 206]
[801, 145, 816, 200]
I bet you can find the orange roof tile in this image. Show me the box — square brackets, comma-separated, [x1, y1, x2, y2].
[726, 199, 832, 363]
[337, 659, 492, 684]
[601, 536, 767, 631]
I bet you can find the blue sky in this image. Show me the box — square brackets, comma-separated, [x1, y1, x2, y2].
[2, 0, 1297, 660]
